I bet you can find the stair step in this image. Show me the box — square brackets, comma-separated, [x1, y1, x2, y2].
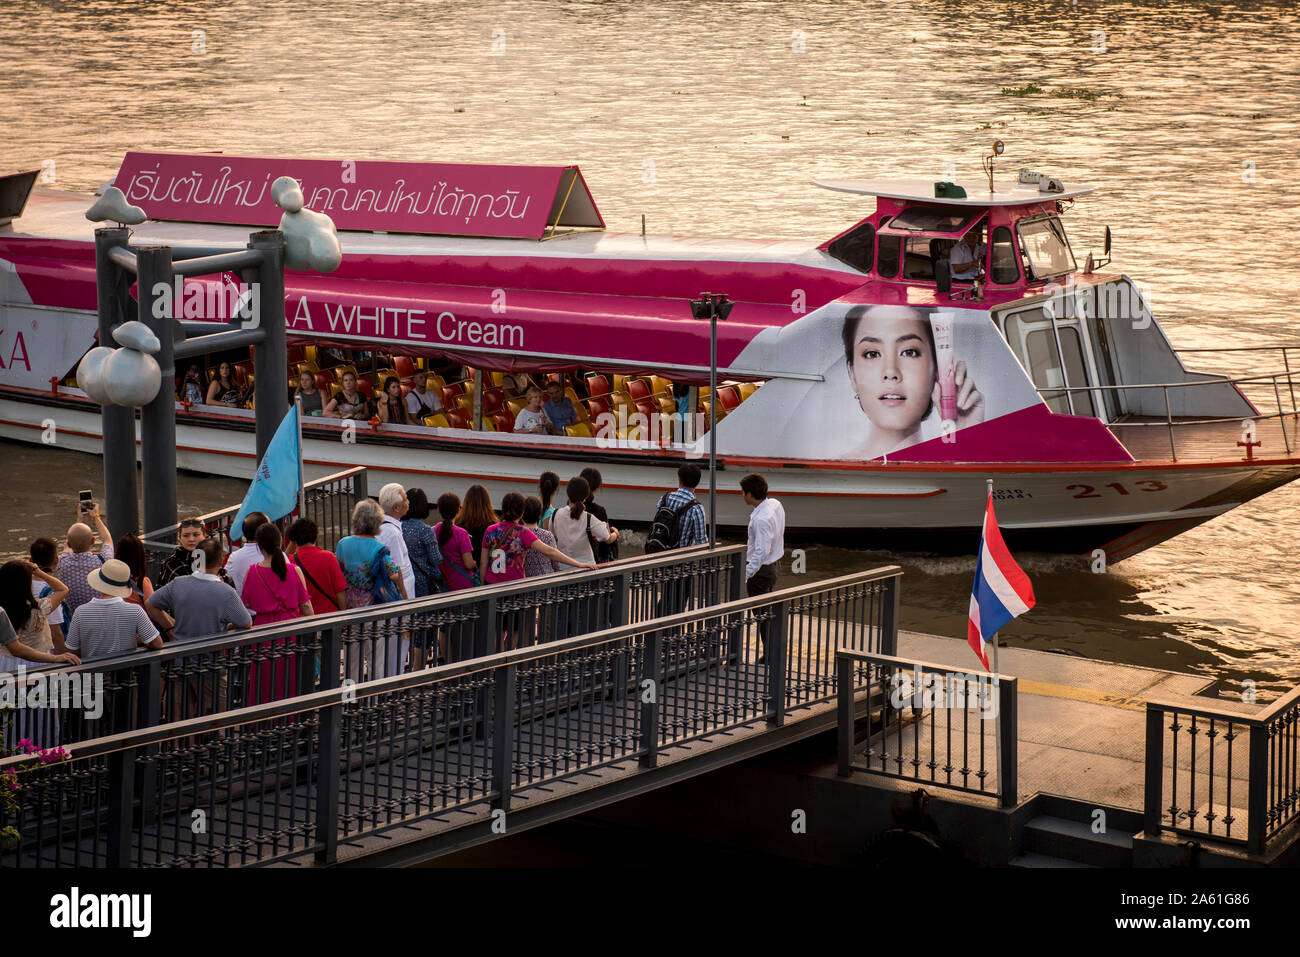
[1024, 815, 1134, 867]
[1009, 852, 1098, 868]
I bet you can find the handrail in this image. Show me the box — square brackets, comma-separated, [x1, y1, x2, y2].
[142, 465, 367, 543]
[0, 567, 902, 867]
[1034, 369, 1300, 395]
[1143, 680, 1300, 853]
[2, 563, 901, 767]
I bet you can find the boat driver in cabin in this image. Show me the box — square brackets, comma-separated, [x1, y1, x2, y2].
[842, 304, 984, 460]
[948, 228, 986, 283]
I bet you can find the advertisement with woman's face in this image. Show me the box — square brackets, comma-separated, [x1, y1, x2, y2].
[706, 300, 1044, 462]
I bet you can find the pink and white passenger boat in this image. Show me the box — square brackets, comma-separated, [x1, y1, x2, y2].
[1, 151, 1297, 561]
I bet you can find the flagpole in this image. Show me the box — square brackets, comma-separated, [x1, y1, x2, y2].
[295, 396, 304, 518]
[986, 477, 1004, 807]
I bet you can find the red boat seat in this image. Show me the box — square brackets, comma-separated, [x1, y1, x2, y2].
[717, 385, 741, 411]
[315, 371, 333, 393]
[586, 396, 610, 419]
[628, 378, 652, 402]
[444, 409, 470, 429]
[483, 388, 505, 414]
[634, 397, 659, 419]
[585, 374, 610, 397]
[356, 377, 373, 399]
[494, 411, 515, 432]
[393, 356, 416, 379]
[286, 345, 306, 364]
[233, 362, 253, 387]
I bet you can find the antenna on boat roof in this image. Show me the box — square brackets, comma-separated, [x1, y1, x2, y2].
[641, 213, 645, 237]
[981, 140, 1005, 194]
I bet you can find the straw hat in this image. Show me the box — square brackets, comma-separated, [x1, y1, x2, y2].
[87, 559, 133, 599]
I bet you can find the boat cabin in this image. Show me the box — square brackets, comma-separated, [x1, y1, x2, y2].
[816, 174, 1092, 292]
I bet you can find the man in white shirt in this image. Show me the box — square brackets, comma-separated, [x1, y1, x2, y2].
[225, 512, 269, 598]
[376, 483, 415, 677]
[740, 473, 786, 663]
[404, 371, 441, 419]
[949, 229, 986, 282]
[513, 387, 550, 434]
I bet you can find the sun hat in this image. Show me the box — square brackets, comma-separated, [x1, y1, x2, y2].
[87, 558, 133, 598]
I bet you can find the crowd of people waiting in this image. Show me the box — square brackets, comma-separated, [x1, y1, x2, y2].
[0, 464, 727, 675]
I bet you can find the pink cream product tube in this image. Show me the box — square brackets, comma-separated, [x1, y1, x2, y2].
[930, 313, 957, 422]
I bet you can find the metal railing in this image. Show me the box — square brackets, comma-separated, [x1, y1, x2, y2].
[836, 651, 1018, 808]
[1036, 367, 1300, 460]
[141, 467, 369, 582]
[1, 545, 744, 751]
[1144, 682, 1300, 853]
[0, 565, 900, 868]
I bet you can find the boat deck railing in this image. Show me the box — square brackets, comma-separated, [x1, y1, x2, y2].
[1037, 347, 1300, 461]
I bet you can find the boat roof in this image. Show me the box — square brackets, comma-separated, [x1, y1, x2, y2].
[813, 177, 1093, 207]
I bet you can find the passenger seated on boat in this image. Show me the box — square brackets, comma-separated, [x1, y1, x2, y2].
[182, 365, 204, 405]
[376, 376, 410, 425]
[500, 371, 533, 400]
[542, 381, 578, 433]
[404, 371, 441, 419]
[323, 371, 371, 420]
[949, 229, 986, 282]
[206, 361, 242, 407]
[513, 387, 551, 434]
[294, 369, 325, 416]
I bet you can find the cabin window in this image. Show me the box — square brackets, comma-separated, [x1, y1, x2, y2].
[877, 223, 902, 279]
[885, 205, 980, 234]
[990, 225, 1019, 283]
[1016, 215, 1076, 280]
[1003, 308, 1099, 418]
[826, 221, 875, 273]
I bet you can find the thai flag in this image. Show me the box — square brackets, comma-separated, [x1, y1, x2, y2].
[967, 491, 1036, 670]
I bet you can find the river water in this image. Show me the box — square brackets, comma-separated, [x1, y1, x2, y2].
[1, 0, 1298, 695]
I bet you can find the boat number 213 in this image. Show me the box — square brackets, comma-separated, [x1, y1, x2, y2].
[1067, 480, 1168, 498]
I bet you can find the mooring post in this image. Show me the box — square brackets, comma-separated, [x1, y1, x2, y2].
[94, 228, 139, 536]
[136, 246, 177, 538]
[250, 230, 287, 465]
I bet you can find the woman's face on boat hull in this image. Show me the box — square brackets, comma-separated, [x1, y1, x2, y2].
[845, 307, 936, 435]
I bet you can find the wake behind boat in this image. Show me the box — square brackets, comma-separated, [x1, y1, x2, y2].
[1, 147, 1297, 561]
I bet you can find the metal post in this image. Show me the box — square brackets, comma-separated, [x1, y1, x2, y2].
[1143, 705, 1165, 838]
[472, 367, 484, 431]
[837, 655, 854, 777]
[316, 698, 342, 864]
[250, 231, 287, 466]
[767, 605, 788, 726]
[94, 228, 139, 536]
[491, 663, 516, 813]
[709, 307, 717, 548]
[880, 574, 901, 657]
[106, 747, 135, 868]
[136, 246, 177, 538]
[1247, 722, 1268, 853]
[1163, 386, 1177, 461]
[998, 675, 1018, 808]
[638, 628, 662, 768]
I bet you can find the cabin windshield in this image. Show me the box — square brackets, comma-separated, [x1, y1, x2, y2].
[1017, 215, 1076, 280]
[879, 205, 981, 236]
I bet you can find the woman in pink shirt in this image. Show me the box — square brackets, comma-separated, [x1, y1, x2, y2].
[480, 493, 594, 650]
[435, 492, 479, 590]
[241, 523, 313, 703]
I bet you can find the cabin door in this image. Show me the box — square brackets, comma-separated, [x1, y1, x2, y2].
[997, 299, 1112, 421]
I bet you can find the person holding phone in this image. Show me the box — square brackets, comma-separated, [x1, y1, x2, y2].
[56, 498, 114, 621]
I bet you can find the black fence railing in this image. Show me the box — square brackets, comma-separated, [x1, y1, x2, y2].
[1144, 683, 1300, 852]
[0, 565, 900, 868]
[1, 545, 744, 751]
[141, 466, 369, 583]
[836, 650, 1018, 808]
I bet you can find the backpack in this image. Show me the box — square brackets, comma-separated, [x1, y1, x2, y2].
[644, 494, 697, 554]
[369, 545, 404, 604]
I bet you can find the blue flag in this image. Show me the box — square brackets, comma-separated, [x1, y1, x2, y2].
[230, 404, 301, 540]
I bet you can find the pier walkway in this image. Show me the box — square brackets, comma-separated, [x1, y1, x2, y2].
[4, 564, 1296, 868]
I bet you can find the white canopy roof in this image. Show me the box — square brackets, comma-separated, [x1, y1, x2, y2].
[813, 177, 1093, 207]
